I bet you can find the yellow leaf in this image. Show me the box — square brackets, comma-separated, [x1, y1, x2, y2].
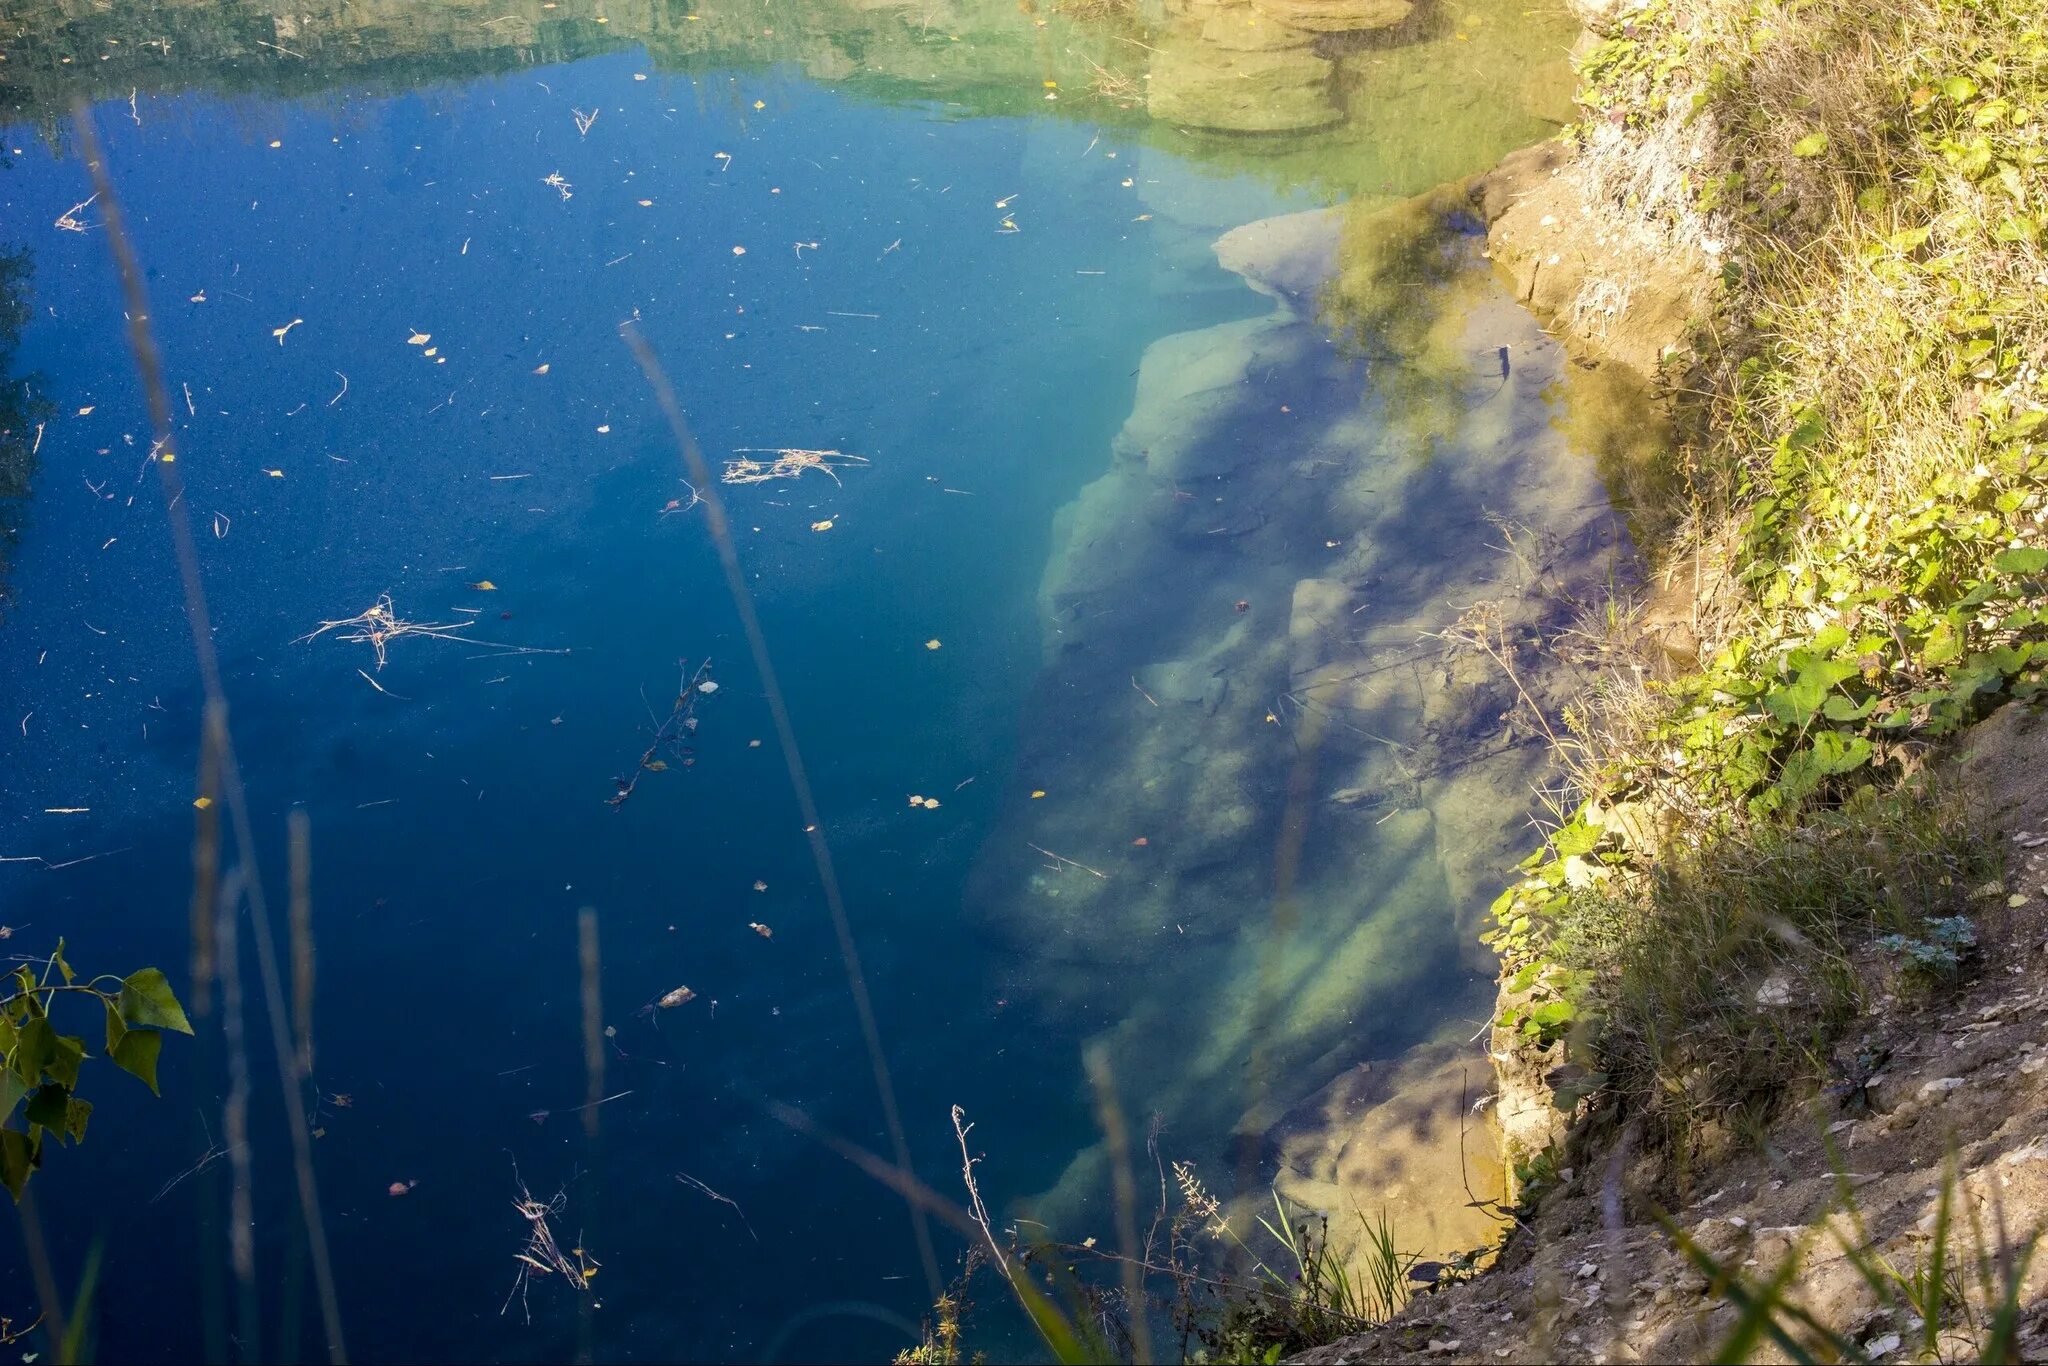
[264, 468, 284, 478]
[753, 100, 765, 110]
[922, 797, 941, 810]
[407, 332, 431, 345]
[193, 795, 214, 810]
[471, 580, 498, 591]
[1030, 790, 1046, 799]
[925, 639, 942, 650]
[77, 405, 95, 416]
[811, 519, 834, 532]
[533, 363, 551, 375]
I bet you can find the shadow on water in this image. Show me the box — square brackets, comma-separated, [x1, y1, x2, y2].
[0, 0, 1660, 1360]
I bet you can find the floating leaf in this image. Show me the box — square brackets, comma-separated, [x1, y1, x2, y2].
[811, 519, 834, 532]
[749, 922, 773, 939]
[752, 880, 767, 892]
[193, 795, 214, 810]
[407, 332, 431, 346]
[643, 759, 668, 772]
[1031, 790, 1046, 799]
[470, 580, 498, 592]
[925, 639, 942, 650]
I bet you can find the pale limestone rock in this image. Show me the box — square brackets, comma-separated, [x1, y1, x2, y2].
[1249, 0, 1411, 34]
[1146, 36, 1340, 133]
[1198, 3, 1318, 50]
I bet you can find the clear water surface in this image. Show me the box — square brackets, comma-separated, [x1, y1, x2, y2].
[0, 1, 1600, 1361]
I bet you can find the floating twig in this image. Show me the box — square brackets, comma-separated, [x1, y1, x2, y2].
[1027, 843, 1108, 879]
[721, 448, 868, 487]
[54, 193, 97, 232]
[607, 660, 715, 807]
[675, 1172, 758, 1242]
[501, 1168, 598, 1324]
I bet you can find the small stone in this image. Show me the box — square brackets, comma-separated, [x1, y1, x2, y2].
[1919, 1076, 1966, 1098]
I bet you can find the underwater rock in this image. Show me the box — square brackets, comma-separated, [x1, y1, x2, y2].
[1146, 36, 1341, 133]
[1287, 578, 1352, 675]
[1198, 2, 1320, 50]
[1249, 0, 1412, 33]
[1267, 1035, 1505, 1267]
[1213, 207, 1343, 308]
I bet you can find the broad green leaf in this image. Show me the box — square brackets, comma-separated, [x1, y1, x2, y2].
[0, 1127, 38, 1201]
[11, 1017, 55, 1084]
[118, 969, 194, 1036]
[1993, 547, 2048, 575]
[23, 1082, 68, 1133]
[46, 1034, 85, 1090]
[0, 1072, 26, 1126]
[103, 998, 127, 1056]
[1823, 694, 1878, 721]
[64, 1097, 92, 1145]
[1551, 819, 1602, 858]
[111, 1030, 164, 1096]
[1791, 130, 1829, 157]
[1923, 620, 1963, 666]
[1812, 730, 1873, 775]
[1764, 658, 1858, 724]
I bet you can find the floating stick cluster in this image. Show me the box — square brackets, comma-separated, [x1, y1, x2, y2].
[720, 447, 869, 486]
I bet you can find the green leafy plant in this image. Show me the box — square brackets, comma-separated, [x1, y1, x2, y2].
[1, 940, 192, 1199]
[1875, 914, 1980, 985]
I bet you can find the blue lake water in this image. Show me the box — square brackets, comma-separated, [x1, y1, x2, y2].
[0, 2, 1615, 1361]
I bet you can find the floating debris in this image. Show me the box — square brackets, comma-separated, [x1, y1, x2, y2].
[721, 448, 869, 487]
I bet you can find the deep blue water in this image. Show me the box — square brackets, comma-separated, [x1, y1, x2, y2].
[0, 2, 1603, 1360]
[0, 44, 1325, 1366]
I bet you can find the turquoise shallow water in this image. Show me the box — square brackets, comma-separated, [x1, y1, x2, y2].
[0, 2, 1601, 1361]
